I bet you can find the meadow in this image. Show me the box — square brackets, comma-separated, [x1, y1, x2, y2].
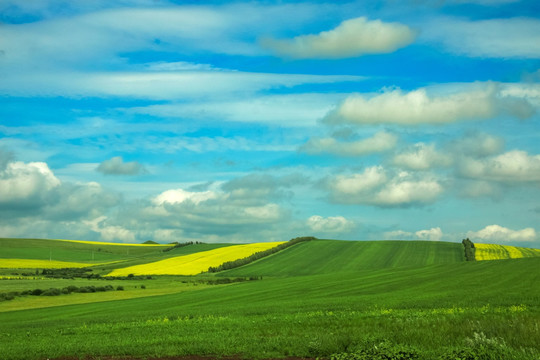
[1, 237, 539, 360]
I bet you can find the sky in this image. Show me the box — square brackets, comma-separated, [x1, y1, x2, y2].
[1, 0, 540, 247]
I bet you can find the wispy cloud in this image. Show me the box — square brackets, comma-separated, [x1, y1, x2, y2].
[300, 131, 397, 156]
[423, 17, 540, 59]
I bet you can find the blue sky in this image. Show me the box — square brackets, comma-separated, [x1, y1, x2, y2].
[1, 0, 539, 246]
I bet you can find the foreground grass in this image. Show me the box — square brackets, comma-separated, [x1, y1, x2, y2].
[1, 257, 539, 360]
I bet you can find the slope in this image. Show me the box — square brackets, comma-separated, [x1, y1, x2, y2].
[221, 239, 465, 277]
[1, 257, 539, 360]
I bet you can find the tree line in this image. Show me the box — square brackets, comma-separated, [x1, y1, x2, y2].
[207, 236, 316, 273]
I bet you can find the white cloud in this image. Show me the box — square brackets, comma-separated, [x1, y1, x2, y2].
[384, 227, 443, 241]
[324, 83, 534, 125]
[96, 156, 147, 175]
[415, 227, 443, 241]
[153, 189, 217, 206]
[301, 131, 397, 156]
[85, 216, 135, 243]
[458, 150, 540, 183]
[393, 143, 452, 170]
[0, 161, 60, 205]
[262, 17, 416, 59]
[467, 225, 537, 243]
[307, 215, 355, 233]
[424, 17, 540, 59]
[329, 166, 443, 206]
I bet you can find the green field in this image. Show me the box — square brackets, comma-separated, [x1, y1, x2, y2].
[221, 239, 465, 276]
[1, 238, 539, 360]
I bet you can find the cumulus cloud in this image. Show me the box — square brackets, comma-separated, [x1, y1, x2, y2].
[424, 17, 540, 59]
[467, 225, 537, 243]
[0, 161, 60, 208]
[96, 156, 147, 176]
[458, 150, 540, 183]
[300, 131, 397, 156]
[392, 143, 452, 170]
[328, 166, 443, 206]
[153, 188, 217, 206]
[307, 215, 355, 233]
[415, 227, 443, 241]
[0, 157, 121, 240]
[262, 17, 416, 59]
[384, 227, 443, 241]
[324, 83, 534, 125]
[85, 216, 136, 243]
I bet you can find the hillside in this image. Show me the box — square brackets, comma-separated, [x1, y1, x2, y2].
[221, 239, 465, 277]
[1, 256, 539, 359]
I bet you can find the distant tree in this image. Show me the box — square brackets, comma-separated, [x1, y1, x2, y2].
[462, 238, 476, 261]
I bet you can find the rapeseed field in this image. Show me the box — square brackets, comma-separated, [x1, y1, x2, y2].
[0, 259, 109, 269]
[475, 243, 540, 260]
[107, 241, 286, 276]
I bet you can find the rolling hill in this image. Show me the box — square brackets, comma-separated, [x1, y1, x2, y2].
[1, 237, 540, 359]
[220, 239, 466, 277]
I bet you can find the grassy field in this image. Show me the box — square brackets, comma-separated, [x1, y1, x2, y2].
[222, 239, 465, 277]
[1, 238, 540, 359]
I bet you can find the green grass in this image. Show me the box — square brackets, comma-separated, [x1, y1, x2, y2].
[1, 238, 539, 359]
[1, 257, 539, 359]
[222, 239, 465, 277]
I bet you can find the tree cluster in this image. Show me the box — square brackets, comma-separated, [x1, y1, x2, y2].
[163, 241, 204, 252]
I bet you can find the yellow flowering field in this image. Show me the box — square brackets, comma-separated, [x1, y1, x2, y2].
[0, 259, 108, 269]
[475, 243, 540, 261]
[107, 241, 286, 276]
[56, 239, 170, 247]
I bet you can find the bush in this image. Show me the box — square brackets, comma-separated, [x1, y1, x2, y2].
[140, 285, 146, 289]
[66, 285, 79, 293]
[41, 288, 62, 296]
[31, 289, 43, 296]
[116, 286, 124, 291]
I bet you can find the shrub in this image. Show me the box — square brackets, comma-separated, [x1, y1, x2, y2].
[66, 285, 79, 293]
[116, 286, 124, 291]
[41, 288, 62, 296]
[140, 285, 146, 289]
[31, 289, 43, 296]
